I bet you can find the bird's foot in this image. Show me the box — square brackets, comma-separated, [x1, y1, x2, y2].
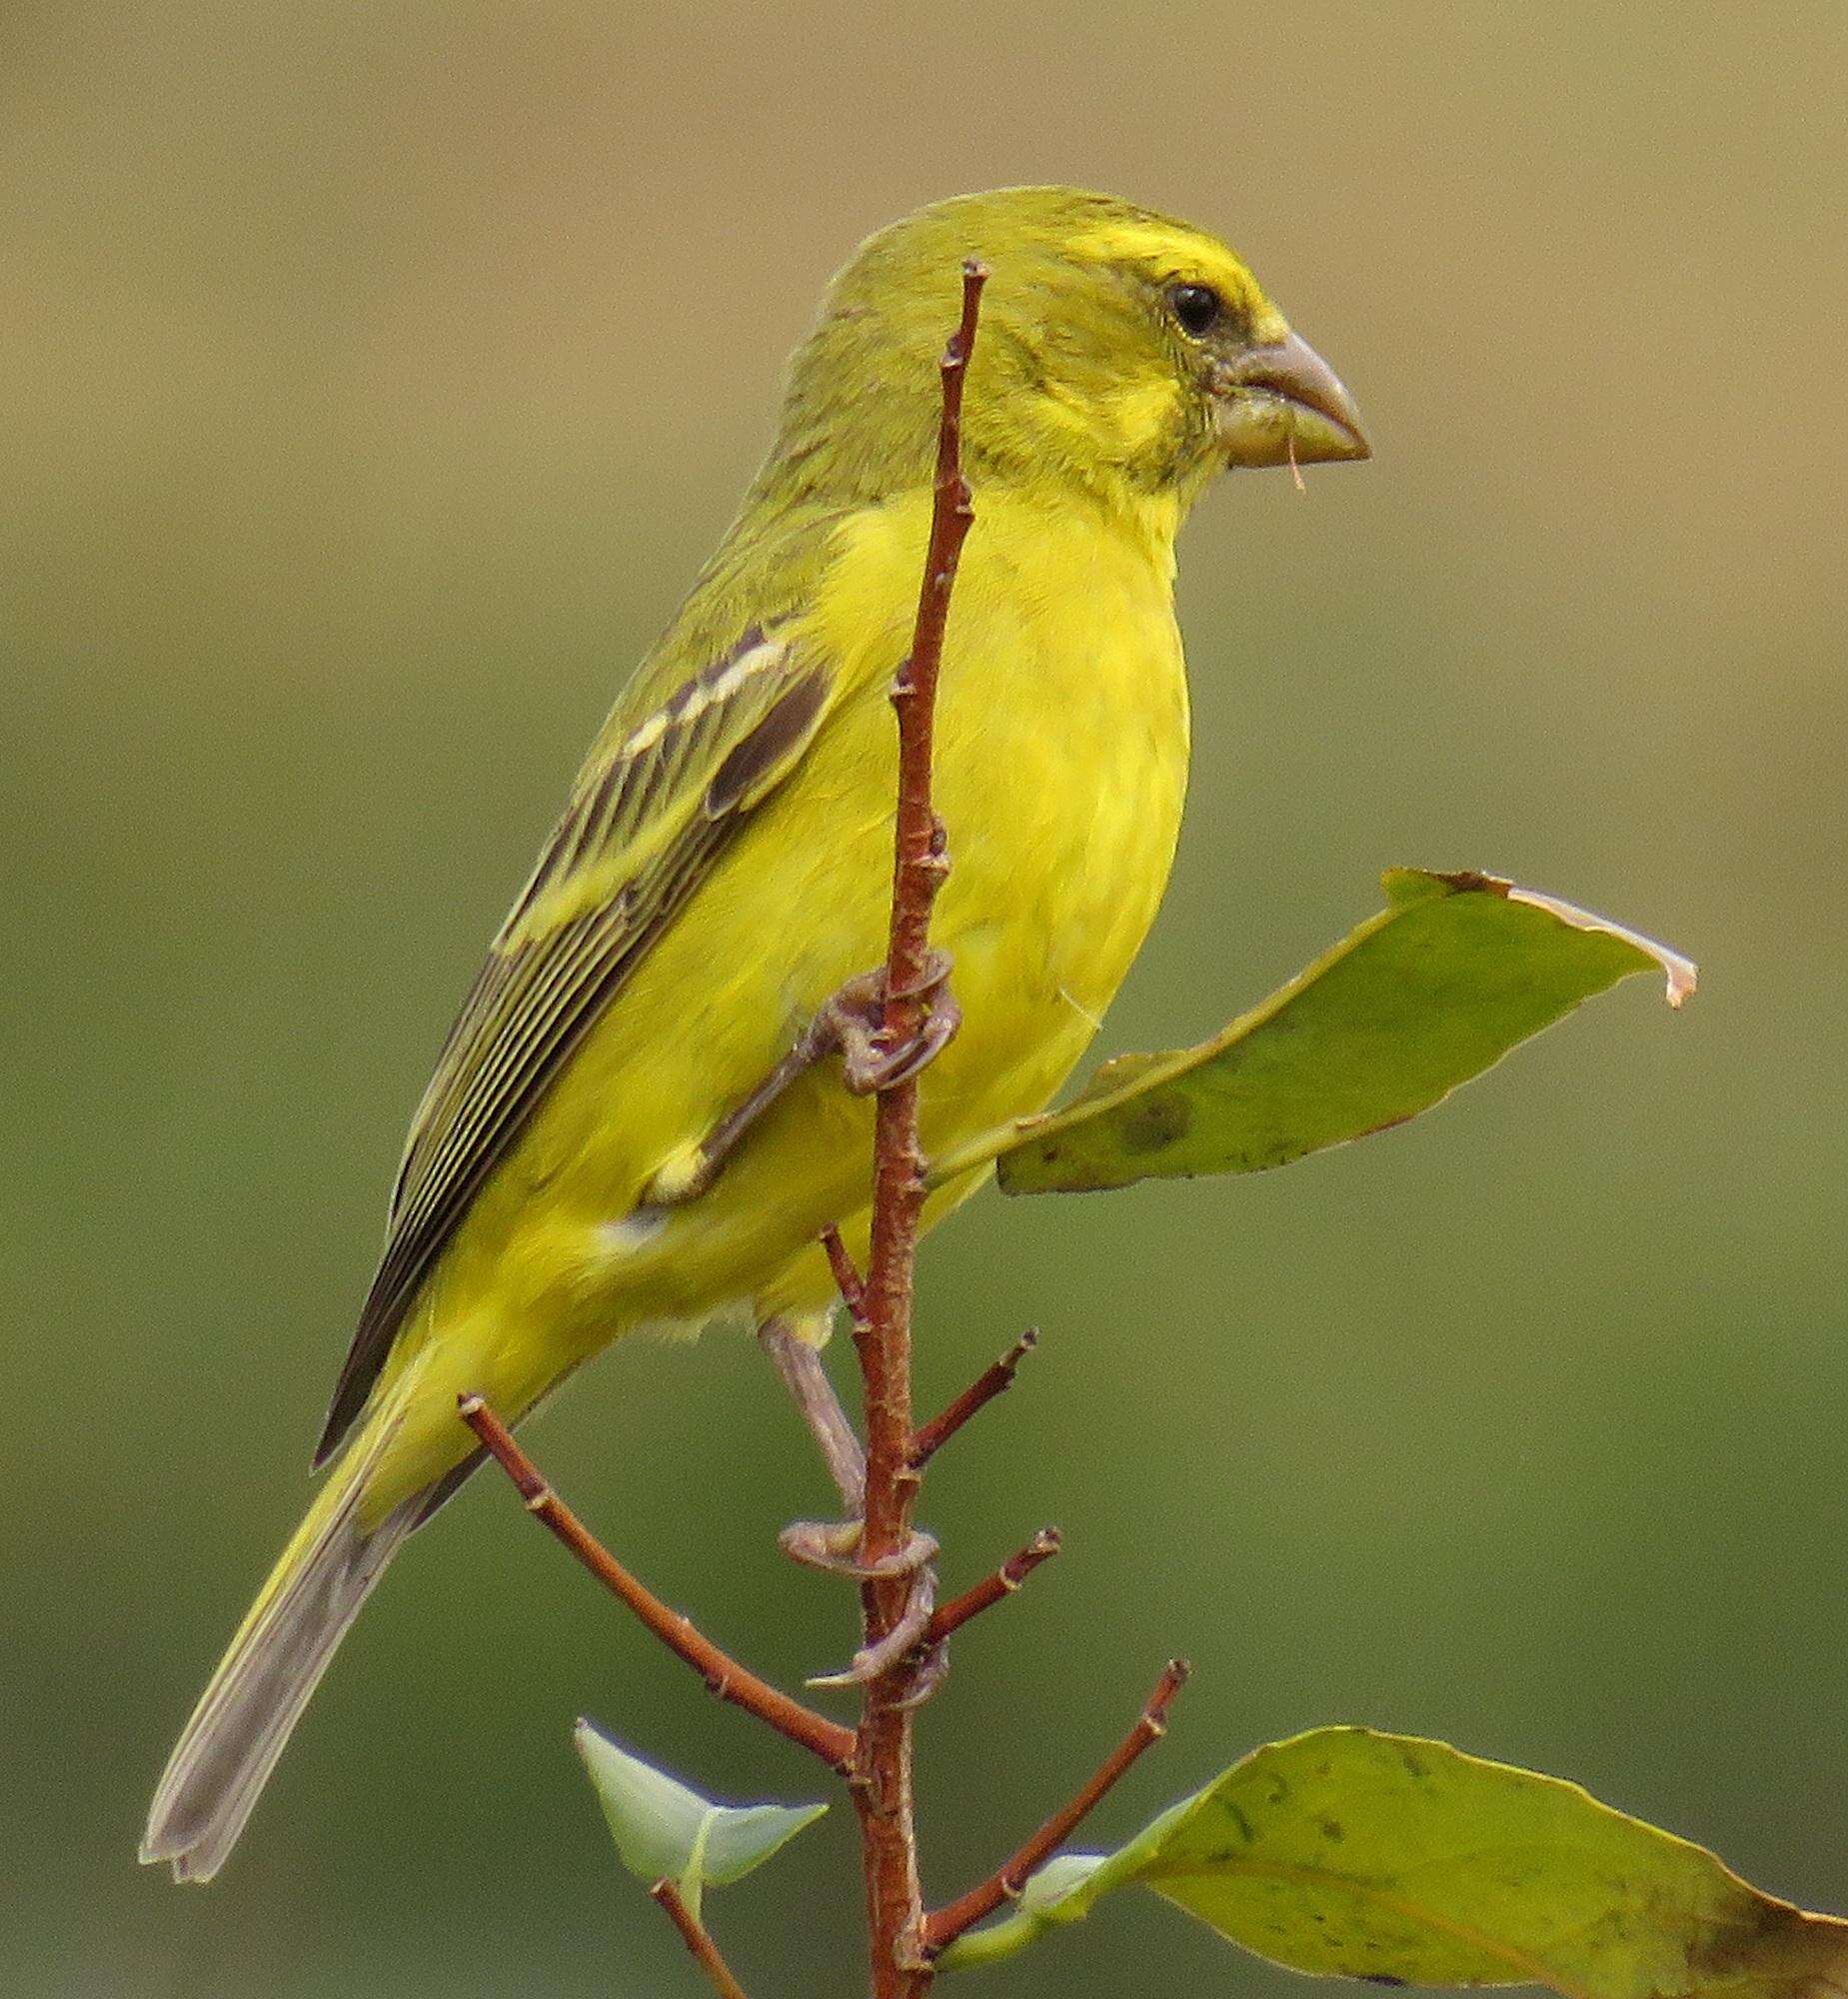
[780, 1518, 938, 1581]
[816, 949, 959, 1096]
[781, 1519, 944, 1697]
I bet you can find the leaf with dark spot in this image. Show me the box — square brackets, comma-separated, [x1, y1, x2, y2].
[928, 869, 1694, 1198]
[935, 1726, 1848, 1993]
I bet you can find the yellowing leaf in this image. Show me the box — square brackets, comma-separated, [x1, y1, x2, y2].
[938, 1727, 1848, 1998]
[928, 870, 1694, 1197]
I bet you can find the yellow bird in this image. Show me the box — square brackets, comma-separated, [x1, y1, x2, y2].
[143, 185, 1367, 1879]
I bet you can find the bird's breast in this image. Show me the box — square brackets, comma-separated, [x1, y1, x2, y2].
[910, 495, 1192, 1127]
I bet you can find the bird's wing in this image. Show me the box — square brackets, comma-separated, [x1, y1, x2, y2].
[315, 623, 834, 1463]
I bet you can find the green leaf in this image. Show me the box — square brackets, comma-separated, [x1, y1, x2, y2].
[573, 1718, 826, 1918]
[938, 1726, 1848, 1995]
[927, 870, 1695, 1197]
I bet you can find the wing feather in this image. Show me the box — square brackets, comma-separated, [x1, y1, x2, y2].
[314, 629, 831, 1463]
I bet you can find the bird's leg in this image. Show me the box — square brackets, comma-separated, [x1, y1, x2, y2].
[640, 1041, 826, 1207]
[642, 950, 959, 1207]
[758, 1317, 865, 1512]
[759, 1316, 943, 1696]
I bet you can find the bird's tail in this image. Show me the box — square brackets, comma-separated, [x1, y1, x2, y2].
[140, 1376, 428, 1882]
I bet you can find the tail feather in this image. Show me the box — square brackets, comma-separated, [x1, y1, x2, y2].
[141, 1403, 421, 1882]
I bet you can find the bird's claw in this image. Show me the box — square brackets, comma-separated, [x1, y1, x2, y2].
[816, 950, 959, 1095]
[806, 1570, 938, 1688]
[892, 1639, 950, 1710]
[779, 1520, 938, 1580]
[781, 1519, 944, 1699]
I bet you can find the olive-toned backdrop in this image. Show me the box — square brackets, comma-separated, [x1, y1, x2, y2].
[5, 4, 1845, 1993]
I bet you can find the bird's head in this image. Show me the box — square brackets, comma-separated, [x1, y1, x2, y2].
[774, 186, 1368, 529]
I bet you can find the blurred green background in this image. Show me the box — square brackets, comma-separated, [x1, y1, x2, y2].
[5, 3, 1845, 1993]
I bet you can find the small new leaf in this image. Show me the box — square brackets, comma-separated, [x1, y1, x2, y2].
[574, 1719, 826, 1919]
[929, 869, 1695, 1196]
[937, 1726, 1848, 1995]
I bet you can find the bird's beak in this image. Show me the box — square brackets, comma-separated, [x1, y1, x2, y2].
[1214, 331, 1370, 468]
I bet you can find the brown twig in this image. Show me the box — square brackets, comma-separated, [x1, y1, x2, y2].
[820, 1222, 869, 1330]
[466, 258, 1189, 1999]
[458, 1393, 856, 1774]
[909, 1328, 1038, 1469]
[650, 1879, 752, 1999]
[924, 1528, 1061, 1645]
[923, 1658, 1190, 1955]
[851, 258, 988, 1998]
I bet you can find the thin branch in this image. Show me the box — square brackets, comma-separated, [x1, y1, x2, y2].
[875, 257, 987, 1042]
[923, 1658, 1191, 1955]
[458, 1393, 856, 1774]
[924, 1528, 1060, 1645]
[909, 1328, 1038, 1469]
[650, 1879, 752, 1999]
[820, 1223, 869, 1331]
[852, 259, 989, 1999]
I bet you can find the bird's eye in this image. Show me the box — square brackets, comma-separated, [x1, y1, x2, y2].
[1168, 283, 1222, 338]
